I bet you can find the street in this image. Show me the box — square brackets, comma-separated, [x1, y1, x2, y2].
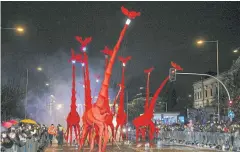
[44, 143, 218, 152]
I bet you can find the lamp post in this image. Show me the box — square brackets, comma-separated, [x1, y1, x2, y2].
[197, 40, 220, 121]
[1, 26, 25, 34]
[165, 102, 167, 112]
[233, 47, 239, 53]
[25, 66, 44, 119]
[25, 69, 28, 119]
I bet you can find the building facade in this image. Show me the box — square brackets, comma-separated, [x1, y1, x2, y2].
[193, 72, 227, 109]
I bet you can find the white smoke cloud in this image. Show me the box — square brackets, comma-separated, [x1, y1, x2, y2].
[32, 48, 118, 126]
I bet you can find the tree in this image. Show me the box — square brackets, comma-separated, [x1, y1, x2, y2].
[1, 81, 25, 121]
[127, 95, 167, 122]
[221, 57, 240, 121]
[171, 89, 177, 108]
[128, 97, 145, 122]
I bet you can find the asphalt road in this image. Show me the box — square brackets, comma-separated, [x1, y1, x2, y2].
[44, 143, 218, 152]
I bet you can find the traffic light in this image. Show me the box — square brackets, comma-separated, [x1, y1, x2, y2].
[229, 100, 233, 107]
[169, 68, 176, 81]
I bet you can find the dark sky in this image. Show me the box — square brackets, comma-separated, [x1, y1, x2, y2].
[2, 2, 240, 102]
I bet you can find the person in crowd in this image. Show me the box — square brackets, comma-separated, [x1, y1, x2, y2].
[57, 124, 64, 147]
[48, 124, 56, 146]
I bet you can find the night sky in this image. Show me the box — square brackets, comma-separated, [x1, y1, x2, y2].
[2, 2, 240, 106]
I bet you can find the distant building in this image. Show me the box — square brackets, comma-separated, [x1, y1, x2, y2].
[192, 71, 227, 109]
[153, 112, 180, 125]
[192, 57, 240, 109]
[132, 90, 166, 113]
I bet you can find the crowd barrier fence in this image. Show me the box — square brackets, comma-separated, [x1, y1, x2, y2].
[2, 133, 48, 152]
[158, 131, 240, 151]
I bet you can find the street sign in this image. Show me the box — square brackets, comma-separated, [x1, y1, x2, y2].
[228, 110, 235, 119]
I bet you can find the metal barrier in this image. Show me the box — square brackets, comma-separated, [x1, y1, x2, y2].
[159, 131, 240, 151]
[2, 133, 49, 152]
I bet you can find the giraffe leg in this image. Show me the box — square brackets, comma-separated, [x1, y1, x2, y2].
[109, 123, 114, 145]
[80, 124, 91, 149]
[66, 126, 70, 144]
[101, 124, 109, 152]
[76, 124, 81, 145]
[73, 125, 78, 145]
[95, 122, 104, 152]
[90, 126, 95, 152]
[136, 127, 139, 145]
[88, 128, 92, 146]
[69, 126, 73, 145]
[149, 121, 155, 145]
[94, 126, 99, 146]
[119, 125, 123, 142]
[115, 124, 119, 140]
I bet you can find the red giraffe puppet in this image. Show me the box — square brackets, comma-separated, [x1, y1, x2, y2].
[79, 6, 140, 152]
[132, 62, 183, 145]
[139, 67, 154, 141]
[66, 49, 82, 145]
[115, 56, 131, 141]
[112, 83, 124, 115]
[133, 76, 169, 145]
[93, 74, 101, 98]
[75, 36, 95, 145]
[144, 67, 154, 113]
[100, 46, 115, 144]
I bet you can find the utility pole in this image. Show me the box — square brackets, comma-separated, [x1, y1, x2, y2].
[25, 68, 29, 119]
[165, 102, 168, 112]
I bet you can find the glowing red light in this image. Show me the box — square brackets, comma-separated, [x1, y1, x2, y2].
[229, 100, 232, 104]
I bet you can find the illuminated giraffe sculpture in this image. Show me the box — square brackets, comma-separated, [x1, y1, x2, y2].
[132, 62, 183, 145]
[144, 67, 154, 113]
[66, 49, 82, 145]
[133, 76, 169, 145]
[79, 6, 140, 152]
[115, 56, 131, 141]
[139, 67, 154, 141]
[100, 46, 115, 144]
[75, 36, 94, 145]
[112, 83, 124, 115]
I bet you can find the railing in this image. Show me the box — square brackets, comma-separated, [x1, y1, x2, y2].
[1, 132, 48, 152]
[159, 131, 240, 151]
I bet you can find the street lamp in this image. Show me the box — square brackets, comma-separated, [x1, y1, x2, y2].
[233, 47, 239, 53]
[1, 26, 25, 34]
[16, 27, 24, 33]
[196, 39, 220, 121]
[197, 40, 204, 44]
[56, 104, 63, 110]
[25, 66, 45, 118]
[37, 66, 43, 71]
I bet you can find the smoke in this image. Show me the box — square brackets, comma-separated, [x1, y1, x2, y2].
[32, 48, 118, 126]
[2, 42, 121, 126]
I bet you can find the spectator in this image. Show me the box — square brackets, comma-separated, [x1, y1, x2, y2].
[57, 124, 64, 147]
[48, 124, 56, 146]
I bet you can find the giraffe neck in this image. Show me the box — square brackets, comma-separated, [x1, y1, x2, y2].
[95, 24, 129, 108]
[71, 64, 77, 112]
[118, 67, 125, 113]
[84, 53, 92, 110]
[146, 76, 169, 115]
[144, 73, 150, 113]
